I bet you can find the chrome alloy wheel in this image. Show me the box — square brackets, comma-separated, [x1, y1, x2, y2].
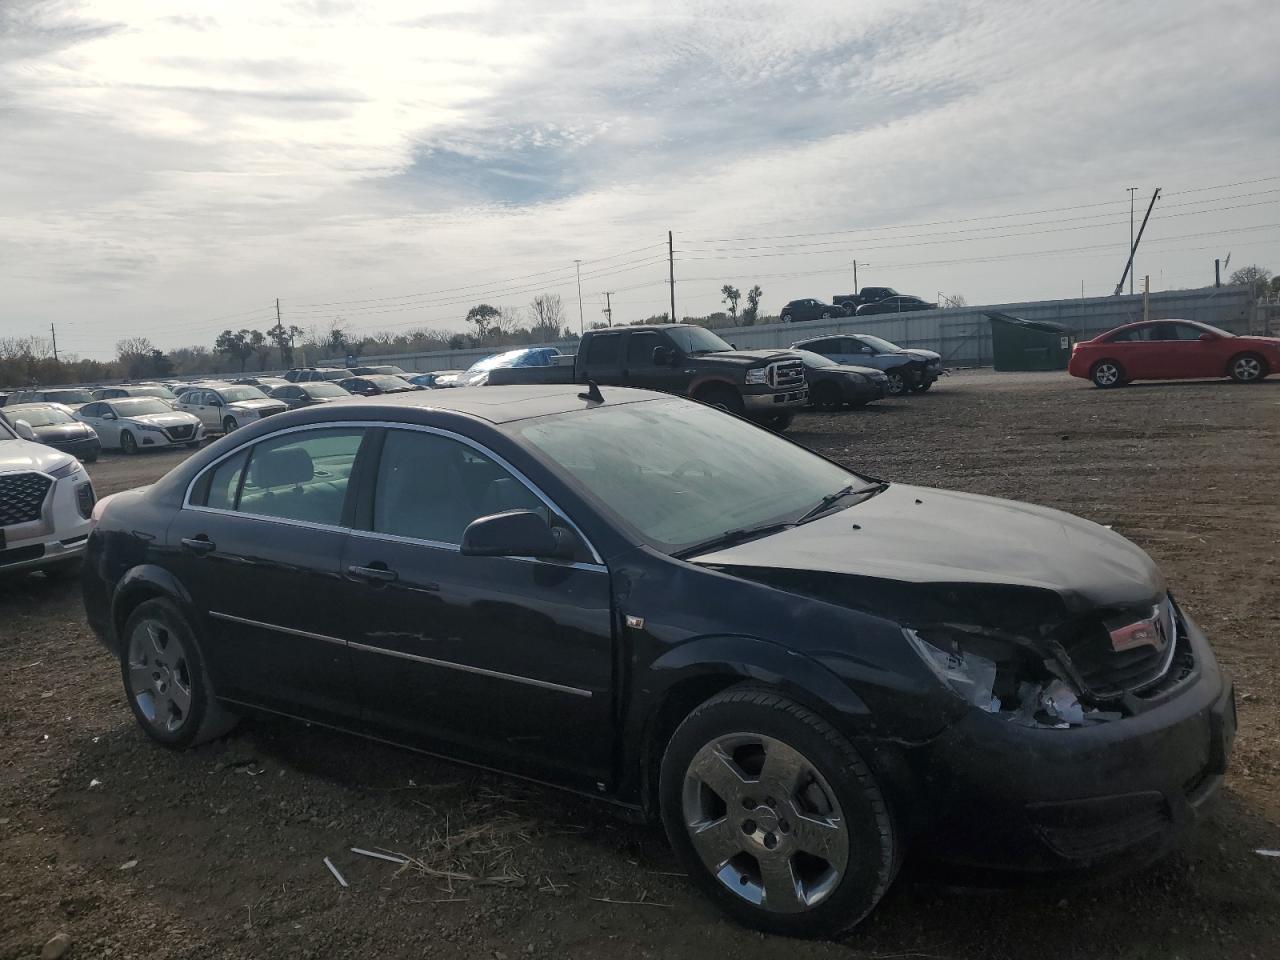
[125, 617, 194, 734]
[1094, 361, 1121, 386]
[1233, 355, 1262, 381]
[681, 733, 849, 913]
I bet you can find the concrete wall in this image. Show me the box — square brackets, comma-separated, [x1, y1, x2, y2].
[350, 285, 1256, 372]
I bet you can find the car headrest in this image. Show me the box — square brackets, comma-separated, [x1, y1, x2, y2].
[250, 446, 314, 488]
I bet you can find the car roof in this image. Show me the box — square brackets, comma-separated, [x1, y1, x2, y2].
[334, 383, 659, 424]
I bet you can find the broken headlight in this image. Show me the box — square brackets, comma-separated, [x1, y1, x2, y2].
[905, 627, 1064, 713]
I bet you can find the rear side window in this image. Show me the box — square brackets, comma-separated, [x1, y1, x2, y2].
[626, 332, 661, 366]
[585, 334, 622, 366]
[224, 429, 365, 525]
[372, 430, 545, 544]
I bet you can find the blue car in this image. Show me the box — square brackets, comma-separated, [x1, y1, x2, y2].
[454, 347, 562, 387]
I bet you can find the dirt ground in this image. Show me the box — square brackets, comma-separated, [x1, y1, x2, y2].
[2, 370, 1278, 959]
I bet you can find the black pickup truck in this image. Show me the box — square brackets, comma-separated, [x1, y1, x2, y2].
[831, 287, 901, 313]
[488, 324, 809, 430]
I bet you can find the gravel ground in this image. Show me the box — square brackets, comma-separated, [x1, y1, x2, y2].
[2, 370, 1278, 959]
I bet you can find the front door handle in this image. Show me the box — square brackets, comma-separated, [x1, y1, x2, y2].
[347, 563, 398, 583]
[181, 537, 216, 555]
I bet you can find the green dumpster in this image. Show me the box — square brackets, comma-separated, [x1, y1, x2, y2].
[987, 312, 1076, 371]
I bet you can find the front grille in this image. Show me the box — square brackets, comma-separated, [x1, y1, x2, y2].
[164, 424, 195, 441]
[1065, 597, 1178, 699]
[767, 360, 806, 389]
[0, 472, 52, 526]
[257, 406, 284, 419]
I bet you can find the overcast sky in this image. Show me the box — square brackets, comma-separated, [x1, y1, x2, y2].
[3, 0, 1278, 359]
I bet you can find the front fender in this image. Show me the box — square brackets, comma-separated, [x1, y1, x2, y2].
[108, 563, 195, 652]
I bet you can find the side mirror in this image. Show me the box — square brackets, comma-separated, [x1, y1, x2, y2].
[652, 345, 671, 365]
[210, 398, 223, 407]
[1198, 332, 1214, 342]
[13, 419, 37, 441]
[102, 412, 118, 421]
[460, 509, 573, 560]
[730, 343, 738, 350]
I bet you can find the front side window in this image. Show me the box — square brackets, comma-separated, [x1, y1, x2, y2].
[853, 335, 900, 353]
[233, 429, 364, 525]
[372, 430, 544, 544]
[516, 398, 868, 554]
[1109, 325, 1155, 342]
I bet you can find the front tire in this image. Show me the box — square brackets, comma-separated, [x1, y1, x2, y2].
[780, 313, 793, 324]
[120, 599, 238, 749]
[660, 687, 897, 938]
[910, 379, 933, 394]
[222, 416, 238, 434]
[812, 382, 844, 411]
[694, 385, 745, 417]
[1090, 359, 1126, 388]
[1228, 352, 1267, 383]
[885, 370, 907, 396]
[119, 431, 138, 455]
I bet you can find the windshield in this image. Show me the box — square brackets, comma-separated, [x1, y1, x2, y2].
[793, 349, 837, 369]
[854, 335, 902, 353]
[220, 386, 268, 402]
[368, 376, 407, 388]
[128, 385, 177, 399]
[0, 419, 14, 440]
[516, 398, 874, 554]
[304, 383, 349, 397]
[5, 405, 74, 426]
[113, 398, 174, 416]
[43, 389, 94, 404]
[666, 326, 733, 355]
[470, 350, 532, 371]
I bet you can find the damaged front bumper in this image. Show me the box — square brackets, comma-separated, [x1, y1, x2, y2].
[890, 609, 1235, 871]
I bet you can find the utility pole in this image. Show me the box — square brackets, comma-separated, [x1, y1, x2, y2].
[1215, 258, 1221, 288]
[49, 323, 58, 363]
[1114, 187, 1161, 296]
[603, 292, 613, 327]
[276, 298, 282, 326]
[853, 259, 859, 292]
[574, 260, 584, 334]
[668, 231, 676, 323]
[1143, 275, 1150, 322]
[1127, 187, 1139, 294]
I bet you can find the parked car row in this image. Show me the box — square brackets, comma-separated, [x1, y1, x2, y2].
[781, 289, 938, 322]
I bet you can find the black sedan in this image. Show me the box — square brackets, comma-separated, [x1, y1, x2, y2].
[1, 402, 101, 461]
[791, 349, 888, 409]
[83, 385, 1233, 938]
[268, 381, 352, 410]
[336, 374, 418, 396]
[779, 298, 843, 323]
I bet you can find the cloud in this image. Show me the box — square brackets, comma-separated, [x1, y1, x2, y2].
[1, 0, 1278, 355]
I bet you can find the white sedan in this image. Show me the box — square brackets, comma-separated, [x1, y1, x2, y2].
[75, 398, 204, 454]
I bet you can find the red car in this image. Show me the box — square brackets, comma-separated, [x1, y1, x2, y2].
[1068, 319, 1280, 388]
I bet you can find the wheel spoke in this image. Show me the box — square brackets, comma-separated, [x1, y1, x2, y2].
[147, 623, 166, 658]
[759, 739, 807, 795]
[790, 811, 846, 866]
[687, 816, 741, 871]
[688, 745, 750, 804]
[759, 855, 804, 912]
[169, 672, 192, 718]
[127, 660, 153, 690]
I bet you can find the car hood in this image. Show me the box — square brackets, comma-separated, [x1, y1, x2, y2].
[0, 438, 75, 473]
[696, 349, 802, 367]
[32, 423, 97, 441]
[828, 364, 887, 377]
[227, 398, 285, 411]
[693, 483, 1163, 615]
[896, 348, 941, 363]
[127, 412, 201, 427]
[1236, 335, 1280, 347]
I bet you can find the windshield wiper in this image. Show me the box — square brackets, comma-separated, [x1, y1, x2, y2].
[795, 481, 889, 525]
[674, 520, 796, 559]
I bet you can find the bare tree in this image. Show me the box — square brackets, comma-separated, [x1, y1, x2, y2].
[529, 293, 564, 339]
[1228, 264, 1273, 298]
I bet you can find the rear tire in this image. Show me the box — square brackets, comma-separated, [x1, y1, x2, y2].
[659, 687, 898, 938]
[120, 431, 138, 455]
[1090, 359, 1126, 388]
[1228, 352, 1267, 383]
[120, 598, 238, 749]
[820, 310, 833, 319]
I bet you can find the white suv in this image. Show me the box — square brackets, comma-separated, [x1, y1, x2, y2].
[0, 416, 96, 578]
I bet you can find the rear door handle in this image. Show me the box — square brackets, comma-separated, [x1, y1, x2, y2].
[347, 563, 398, 583]
[181, 537, 216, 555]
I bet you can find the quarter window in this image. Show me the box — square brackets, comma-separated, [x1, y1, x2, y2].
[232, 429, 364, 525]
[372, 430, 545, 544]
